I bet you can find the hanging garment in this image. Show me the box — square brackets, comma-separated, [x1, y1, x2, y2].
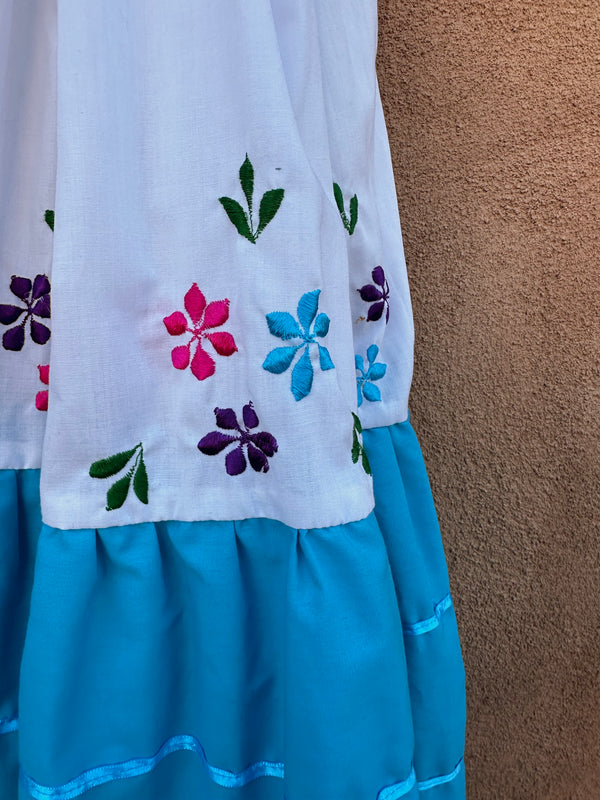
[0, 1, 466, 798]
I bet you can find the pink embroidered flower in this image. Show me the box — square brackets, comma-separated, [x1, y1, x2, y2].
[163, 284, 237, 380]
[36, 364, 49, 411]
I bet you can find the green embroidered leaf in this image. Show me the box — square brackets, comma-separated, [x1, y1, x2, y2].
[133, 455, 149, 504]
[362, 450, 372, 475]
[333, 183, 345, 217]
[219, 196, 254, 242]
[44, 209, 54, 231]
[351, 429, 360, 463]
[89, 446, 137, 479]
[257, 188, 284, 236]
[349, 194, 358, 234]
[106, 475, 132, 511]
[351, 412, 370, 473]
[239, 155, 254, 212]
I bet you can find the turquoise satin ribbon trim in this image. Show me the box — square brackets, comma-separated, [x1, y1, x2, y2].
[20, 735, 284, 799]
[377, 766, 417, 799]
[418, 757, 464, 792]
[402, 593, 453, 637]
[20, 735, 464, 800]
[377, 756, 464, 798]
[0, 717, 18, 735]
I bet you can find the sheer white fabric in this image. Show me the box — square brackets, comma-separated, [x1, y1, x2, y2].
[0, 0, 414, 529]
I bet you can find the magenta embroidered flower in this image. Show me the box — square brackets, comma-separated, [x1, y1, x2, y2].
[0, 274, 51, 351]
[358, 266, 390, 323]
[163, 283, 237, 380]
[36, 364, 49, 411]
[198, 402, 278, 476]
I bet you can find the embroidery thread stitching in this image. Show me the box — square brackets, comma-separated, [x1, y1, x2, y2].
[219, 155, 284, 243]
[333, 183, 358, 235]
[198, 402, 278, 475]
[355, 344, 387, 406]
[351, 412, 371, 475]
[89, 443, 149, 510]
[0, 274, 51, 351]
[358, 266, 390, 323]
[35, 364, 49, 411]
[163, 284, 237, 381]
[263, 289, 334, 401]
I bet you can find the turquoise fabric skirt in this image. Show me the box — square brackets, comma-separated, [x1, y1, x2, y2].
[0, 420, 465, 799]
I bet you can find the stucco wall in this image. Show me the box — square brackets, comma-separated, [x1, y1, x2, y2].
[377, 2, 600, 797]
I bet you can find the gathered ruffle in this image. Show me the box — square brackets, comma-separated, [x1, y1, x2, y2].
[0, 420, 465, 799]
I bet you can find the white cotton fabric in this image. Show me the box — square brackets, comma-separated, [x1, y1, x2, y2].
[0, 0, 56, 469]
[0, 0, 414, 530]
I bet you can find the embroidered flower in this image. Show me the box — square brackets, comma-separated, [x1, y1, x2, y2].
[358, 266, 390, 323]
[198, 403, 278, 476]
[36, 364, 49, 411]
[163, 284, 237, 381]
[89, 442, 149, 511]
[0, 274, 51, 351]
[351, 412, 371, 475]
[263, 289, 335, 401]
[355, 344, 387, 407]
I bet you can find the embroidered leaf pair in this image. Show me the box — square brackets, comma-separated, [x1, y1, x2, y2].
[198, 403, 278, 475]
[333, 183, 358, 235]
[263, 289, 335, 401]
[219, 155, 284, 243]
[90, 443, 148, 510]
[351, 413, 371, 475]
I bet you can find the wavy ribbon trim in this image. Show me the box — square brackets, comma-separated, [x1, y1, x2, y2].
[378, 757, 464, 798]
[19, 734, 284, 800]
[418, 757, 464, 792]
[0, 716, 18, 735]
[19, 729, 463, 800]
[402, 593, 454, 637]
[377, 766, 416, 799]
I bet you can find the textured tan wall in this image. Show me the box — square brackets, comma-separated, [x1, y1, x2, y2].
[377, 2, 600, 798]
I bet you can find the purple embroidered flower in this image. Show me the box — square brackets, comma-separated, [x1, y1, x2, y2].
[198, 403, 278, 476]
[0, 274, 51, 351]
[355, 344, 387, 407]
[358, 266, 389, 323]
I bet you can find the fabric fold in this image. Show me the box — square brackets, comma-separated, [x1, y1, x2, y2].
[1, 418, 465, 799]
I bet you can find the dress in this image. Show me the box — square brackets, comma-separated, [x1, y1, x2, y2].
[0, 2, 466, 798]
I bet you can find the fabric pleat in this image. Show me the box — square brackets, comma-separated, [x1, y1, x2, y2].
[0, 419, 465, 800]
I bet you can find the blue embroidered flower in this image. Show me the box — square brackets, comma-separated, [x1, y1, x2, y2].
[263, 289, 335, 401]
[355, 344, 387, 407]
